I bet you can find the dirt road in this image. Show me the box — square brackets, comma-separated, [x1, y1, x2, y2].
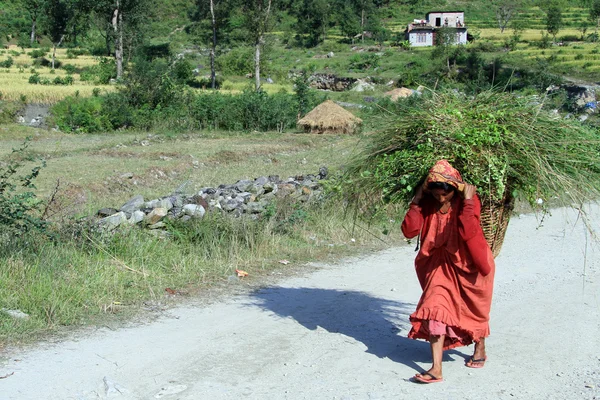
[1, 206, 599, 400]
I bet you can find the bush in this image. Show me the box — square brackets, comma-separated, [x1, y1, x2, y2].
[0, 139, 47, 240]
[53, 76, 74, 85]
[79, 58, 116, 84]
[65, 48, 88, 59]
[33, 57, 62, 68]
[534, 32, 553, 49]
[216, 47, 255, 76]
[28, 49, 47, 58]
[0, 100, 23, 124]
[28, 73, 41, 84]
[560, 34, 580, 42]
[51, 96, 111, 133]
[348, 53, 380, 71]
[0, 57, 13, 68]
[62, 64, 78, 74]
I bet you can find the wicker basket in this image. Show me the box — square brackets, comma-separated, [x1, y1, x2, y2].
[479, 193, 514, 258]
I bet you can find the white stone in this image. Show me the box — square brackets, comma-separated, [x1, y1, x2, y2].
[183, 204, 206, 218]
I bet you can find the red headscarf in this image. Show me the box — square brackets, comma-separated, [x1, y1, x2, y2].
[424, 160, 464, 191]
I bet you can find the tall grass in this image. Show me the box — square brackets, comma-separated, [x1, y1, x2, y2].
[0, 197, 401, 346]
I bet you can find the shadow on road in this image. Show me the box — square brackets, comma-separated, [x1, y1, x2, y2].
[249, 287, 468, 373]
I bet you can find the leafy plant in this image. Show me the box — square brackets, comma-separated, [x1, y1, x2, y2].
[0, 57, 13, 68]
[348, 53, 380, 71]
[0, 138, 47, 240]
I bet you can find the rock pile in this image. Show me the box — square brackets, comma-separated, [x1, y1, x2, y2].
[309, 73, 357, 91]
[97, 167, 329, 232]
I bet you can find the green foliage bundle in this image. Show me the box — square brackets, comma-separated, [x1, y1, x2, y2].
[348, 91, 600, 210]
[0, 139, 46, 239]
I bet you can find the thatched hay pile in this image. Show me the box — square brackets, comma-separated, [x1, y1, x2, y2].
[384, 87, 414, 101]
[298, 100, 362, 134]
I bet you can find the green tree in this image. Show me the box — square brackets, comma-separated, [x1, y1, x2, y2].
[291, 0, 330, 47]
[241, 0, 276, 91]
[333, 0, 378, 43]
[433, 26, 459, 72]
[45, 0, 75, 69]
[545, 4, 563, 41]
[21, 0, 47, 45]
[590, 0, 600, 33]
[191, 0, 235, 89]
[491, 0, 527, 33]
[92, 0, 149, 79]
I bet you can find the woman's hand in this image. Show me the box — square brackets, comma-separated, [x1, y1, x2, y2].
[411, 184, 425, 205]
[462, 183, 477, 200]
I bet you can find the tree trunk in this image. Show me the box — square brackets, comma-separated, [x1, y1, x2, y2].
[255, 39, 261, 91]
[361, 9, 365, 43]
[30, 19, 36, 45]
[113, 1, 123, 80]
[52, 35, 64, 70]
[210, 0, 217, 89]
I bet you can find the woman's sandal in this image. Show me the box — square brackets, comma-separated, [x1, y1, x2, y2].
[413, 372, 443, 384]
[465, 355, 487, 368]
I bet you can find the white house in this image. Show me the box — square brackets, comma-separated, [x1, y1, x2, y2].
[406, 11, 467, 47]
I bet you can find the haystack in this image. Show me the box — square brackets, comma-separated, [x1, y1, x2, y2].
[298, 100, 362, 134]
[384, 87, 414, 101]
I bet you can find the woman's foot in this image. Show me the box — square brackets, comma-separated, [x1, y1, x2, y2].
[465, 338, 487, 368]
[414, 367, 443, 383]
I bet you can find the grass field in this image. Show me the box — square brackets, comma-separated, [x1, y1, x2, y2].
[0, 46, 113, 103]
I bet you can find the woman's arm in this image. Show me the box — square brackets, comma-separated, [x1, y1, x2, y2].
[458, 188, 494, 276]
[401, 185, 425, 239]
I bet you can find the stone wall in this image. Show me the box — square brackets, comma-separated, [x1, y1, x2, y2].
[97, 167, 329, 232]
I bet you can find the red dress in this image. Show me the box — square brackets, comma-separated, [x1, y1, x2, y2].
[401, 195, 495, 350]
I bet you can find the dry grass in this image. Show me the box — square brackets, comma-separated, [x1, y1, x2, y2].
[1, 126, 362, 213]
[0, 47, 113, 103]
[298, 100, 363, 134]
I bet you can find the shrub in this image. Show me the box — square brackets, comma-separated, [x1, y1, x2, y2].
[0, 138, 47, 240]
[28, 49, 47, 58]
[28, 73, 41, 84]
[79, 58, 116, 84]
[0, 57, 13, 68]
[586, 32, 599, 42]
[348, 53, 380, 71]
[33, 57, 62, 68]
[216, 47, 256, 76]
[0, 100, 23, 124]
[534, 32, 553, 49]
[62, 64, 77, 74]
[53, 76, 74, 85]
[51, 96, 111, 133]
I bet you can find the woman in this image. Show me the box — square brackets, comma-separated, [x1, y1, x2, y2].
[401, 160, 495, 384]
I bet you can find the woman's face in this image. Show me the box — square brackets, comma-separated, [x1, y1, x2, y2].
[431, 187, 455, 205]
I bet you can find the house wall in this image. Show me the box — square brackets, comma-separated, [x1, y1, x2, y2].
[426, 12, 464, 28]
[408, 31, 434, 47]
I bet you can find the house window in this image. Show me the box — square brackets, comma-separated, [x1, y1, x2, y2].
[417, 33, 427, 43]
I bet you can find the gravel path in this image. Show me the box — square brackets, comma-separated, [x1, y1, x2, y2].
[1, 206, 599, 400]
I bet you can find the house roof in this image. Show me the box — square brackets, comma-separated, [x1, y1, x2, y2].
[426, 11, 464, 15]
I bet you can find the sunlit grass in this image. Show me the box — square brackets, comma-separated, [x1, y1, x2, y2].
[0, 66, 113, 104]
